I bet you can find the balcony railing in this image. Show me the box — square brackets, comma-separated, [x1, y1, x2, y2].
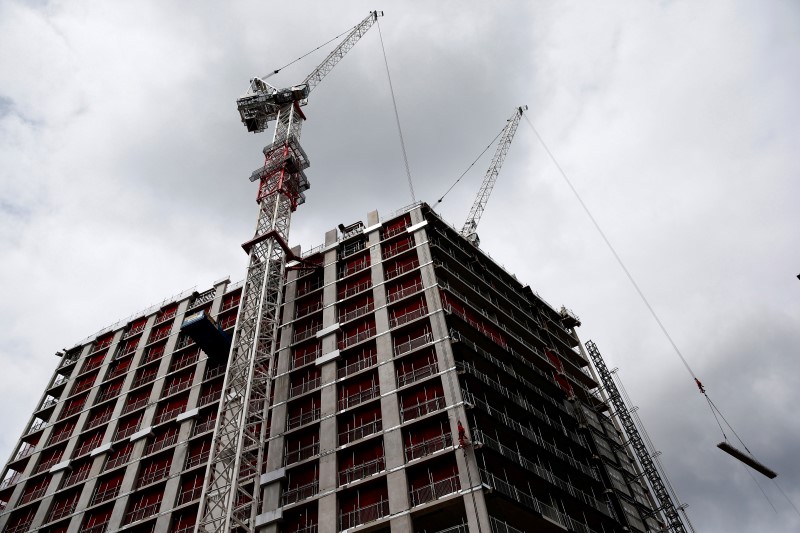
[338, 418, 382, 446]
[83, 522, 110, 533]
[50, 375, 68, 388]
[48, 430, 72, 446]
[105, 450, 133, 471]
[156, 404, 186, 424]
[293, 324, 322, 344]
[338, 302, 374, 324]
[338, 385, 379, 411]
[177, 484, 204, 507]
[18, 486, 46, 505]
[381, 223, 409, 240]
[338, 456, 385, 485]
[340, 499, 389, 530]
[296, 278, 324, 297]
[296, 300, 323, 319]
[75, 438, 103, 457]
[401, 396, 446, 423]
[338, 240, 366, 260]
[291, 346, 321, 370]
[387, 280, 423, 303]
[397, 360, 438, 388]
[339, 280, 372, 300]
[144, 433, 178, 456]
[26, 419, 47, 434]
[48, 498, 78, 521]
[404, 432, 453, 461]
[338, 259, 370, 279]
[114, 422, 142, 441]
[35, 454, 64, 474]
[337, 351, 377, 380]
[479, 470, 600, 533]
[192, 416, 217, 437]
[382, 239, 413, 260]
[13, 443, 36, 461]
[162, 379, 192, 398]
[39, 397, 58, 411]
[409, 474, 460, 506]
[394, 331, 433, 357]
[125, 498, 162, 524]
[90, 483, 122, 506]
[221, 296, 241, 312]
[62, 466, 90, 487]
[282, 480, 319, 505]
[287, 407, 321, 431]
[86, 411, 113, 430]
[137, 463, 171, 488]
[338, 327, 376, 350]
[199, 389, 222, 407]
[185, 450, 211, 470]
[122, 397, 149, 415]
[284, 440, 320, 466]
[385, 258, 420, 280]
[389, 306, 428, 328]
[59, 402, 85, 419]
[0, 471, 21, 489]
[290, 376, 321, 399]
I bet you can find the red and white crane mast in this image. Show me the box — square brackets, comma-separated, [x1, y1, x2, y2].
[196, 12, 383, 532]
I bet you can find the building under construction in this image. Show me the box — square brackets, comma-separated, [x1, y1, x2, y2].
[0, 11, 693, 533]
[0, 203, 691, 533]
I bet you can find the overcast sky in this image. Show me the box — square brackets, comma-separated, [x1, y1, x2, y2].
[1, 1, 799, 530]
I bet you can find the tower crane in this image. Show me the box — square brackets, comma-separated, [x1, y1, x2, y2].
[196, 11, 383, 532]
[461, 105, 527, 247]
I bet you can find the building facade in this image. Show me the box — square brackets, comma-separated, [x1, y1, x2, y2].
[0, 203, 671, 533]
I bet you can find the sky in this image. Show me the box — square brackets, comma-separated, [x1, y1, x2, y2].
[1, 0, 799, 530]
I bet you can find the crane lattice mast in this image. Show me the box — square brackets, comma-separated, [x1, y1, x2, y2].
[585, 340, 692, 533]
[195, 12, 382, 532]
[461, 105, 527, 247]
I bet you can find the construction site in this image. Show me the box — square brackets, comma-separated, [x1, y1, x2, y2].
[1, 5, 795, 533]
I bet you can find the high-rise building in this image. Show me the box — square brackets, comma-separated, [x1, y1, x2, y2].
[0, 203, 683, 533]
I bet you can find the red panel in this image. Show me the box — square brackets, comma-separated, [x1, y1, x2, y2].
[401, 382, 444, 409]
[83, 505, 113, 527]
[383, 213, 411, 234]
[404, 417, 449, 446]
[287, 463, 318, 487]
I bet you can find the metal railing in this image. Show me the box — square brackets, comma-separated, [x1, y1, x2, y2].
[296, 300, 323, 319]
[293, 324, 322, 344]
[337, 350, 377, 379]
[338, 301, 374, 323]
[404, 432, 453, 461]
[339, 279, 372, 300]
[290, 376, 321, 399]
[382, 238, 413, 259]
[105, 450, 133, 471]
[389, 305, 428, 328]
[401, 395, 446, 422]
[287, 407, 321, 430]
[339, 499, 389, 530]
[124, 498, 162, 524]
[282, 479, 319, 505]
[397, 360, 438, 388]
[338, 326, 376, 350]
[338, 456, 385, 485]
[291, 346, 321, 370]
[409, 474, 460, 506]
[385, 257, 420, 280]
[122, 397, 149, 415]
[387, 280, 423, 303]
[338, 385, 379, 411]
[338, 258, 370, 278]
[394, 330, 433, 357]
[144, 432, 178, 456]
[90, 483, 122, 506]
[338, 418, 382, 445]
[284, 440, 320, 465]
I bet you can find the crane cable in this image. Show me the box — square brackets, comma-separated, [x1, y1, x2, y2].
[433, 127, 505, 207]
[519, 115, 798, 513]
[376, 17, 416, 203]
[259, 21, 360, 80]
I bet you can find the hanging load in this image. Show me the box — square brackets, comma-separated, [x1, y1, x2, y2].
[180, 310, 232, 360]
[717, 442, 777, 479]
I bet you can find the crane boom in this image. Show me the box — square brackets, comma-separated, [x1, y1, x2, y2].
[196, 13, 382, 533]
[303, 11, 382, 94]
[461, 105, 527, 246]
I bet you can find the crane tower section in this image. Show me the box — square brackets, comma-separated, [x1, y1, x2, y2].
[461, 105, 527, 247]
[196, 12, 382, 532]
